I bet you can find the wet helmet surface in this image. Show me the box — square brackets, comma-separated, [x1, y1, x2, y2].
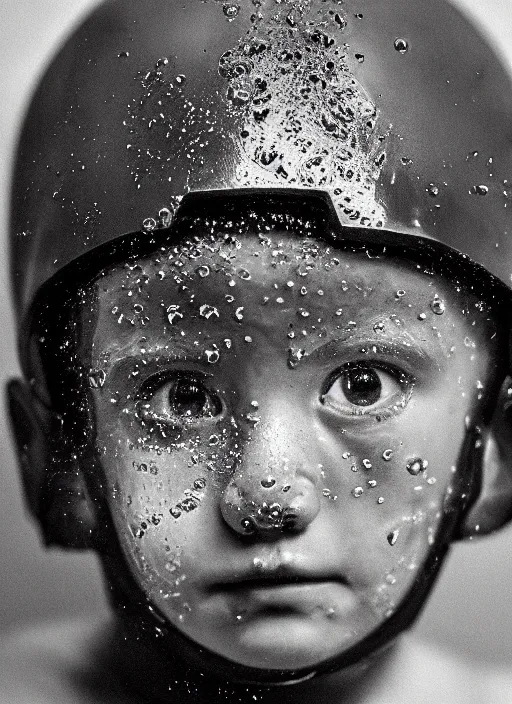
[11, 0, 512, 337]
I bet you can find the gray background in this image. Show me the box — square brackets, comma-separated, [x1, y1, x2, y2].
[1, 0, 512, 663]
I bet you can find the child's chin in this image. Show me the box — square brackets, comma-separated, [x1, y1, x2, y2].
[217, 613, 364, 671]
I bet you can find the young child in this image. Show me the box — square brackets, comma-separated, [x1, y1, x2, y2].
[4, 0, 512, 701]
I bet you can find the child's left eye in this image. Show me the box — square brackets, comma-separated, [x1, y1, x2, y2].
[320, 363, 412, 416]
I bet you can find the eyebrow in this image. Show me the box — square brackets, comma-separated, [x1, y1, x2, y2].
[305, 331, 442, 375]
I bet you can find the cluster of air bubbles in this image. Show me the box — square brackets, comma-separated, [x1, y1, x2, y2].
[430, 295, 445, 315]
[170, 478, 207, 519]
[215, 0, 387, 229]
[406, 457, 428, 476]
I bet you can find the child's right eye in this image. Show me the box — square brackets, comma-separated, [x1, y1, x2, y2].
[138, 373, 223, 426]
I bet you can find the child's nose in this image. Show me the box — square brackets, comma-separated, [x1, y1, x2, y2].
[220, 409, 322, 537]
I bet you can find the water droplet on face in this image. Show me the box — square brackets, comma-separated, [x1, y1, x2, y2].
[394, 38, 409, 54]
[223, 3, 240, 20]
[200, 304, 220, 319]
[205, 349, 220, 364]
[167, 305, 183, 324]
[352, 486, 364, 498]
[382, 449, 393, 461]
[88, 369, 106, 388]
[406, 457, 428, 476]
[196, 265, 210, 278]
[387, 529, 399, 545]
[430, 295, 445, 315]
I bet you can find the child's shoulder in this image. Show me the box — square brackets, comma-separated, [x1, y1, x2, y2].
[390, 637, 512, 704]
[0, 617, 135, 704]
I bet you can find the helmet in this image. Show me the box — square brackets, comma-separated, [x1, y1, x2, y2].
[11, 0, 512, 357]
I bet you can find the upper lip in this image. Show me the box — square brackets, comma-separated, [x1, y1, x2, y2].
[209, 564, 347, 593]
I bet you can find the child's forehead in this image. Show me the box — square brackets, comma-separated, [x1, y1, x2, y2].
[85, 230, 501, 368]
[95, 229, 453, 298]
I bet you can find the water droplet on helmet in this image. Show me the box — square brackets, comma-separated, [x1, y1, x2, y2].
[406, 457, 428, 476]
[394, 38, 409, 54]
[430, 295, 445, 315]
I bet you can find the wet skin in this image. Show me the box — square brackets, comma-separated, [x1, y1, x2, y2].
[83, 230, 501, 671]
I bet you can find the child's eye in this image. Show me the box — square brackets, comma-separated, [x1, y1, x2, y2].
[139, 373, 222, 425]
[321, 363, 412, 416]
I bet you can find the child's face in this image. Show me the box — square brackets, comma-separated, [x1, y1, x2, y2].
[84, 228, 499, 671]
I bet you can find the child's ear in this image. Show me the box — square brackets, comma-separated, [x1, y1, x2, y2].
[459, 376, 512, 538]
[7, 378, 99, 549]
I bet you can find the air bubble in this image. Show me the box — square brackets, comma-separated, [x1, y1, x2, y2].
[200, 304, 220, 319]
[382, 449, 393, 461]
[205, 349, 220, 364]
[167, 305, 183, 324]
[362, 459, 372, 469]
[472, 184, 489, 196]
[143, 218, 157, 232]
[352, 486, 364, 498]
[196, 265, 210, 278]
[355, 53, 365, 63]
[394, 38, 409, 54]
[223, 3, 240, 20]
